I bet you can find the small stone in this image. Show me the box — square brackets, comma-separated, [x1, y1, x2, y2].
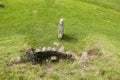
[25, 48, 34, 55]
[51, 47, 56, 51]
[47, 47, 51, 51]
[71, 54, 79, 61]
[79, 51, 90, 63]
[16, 56, 21, 62]
[51, 56, 58, 61]
[53, 42, 59, 46]
[35, 48, 41, 53]
[58, 46, 65, 52]
[66, 50, 72, 55]
[42, 47, 46, 51]
[46, 59, 49, 62]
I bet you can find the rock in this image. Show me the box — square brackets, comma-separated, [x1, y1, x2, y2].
[79, 51, 90, 63]
[16, 56, 21, 62]
[47, 47, 52, 51]
[65, 51, 73, 58]
[46, 59, 49, 63]
[25, 48, 35, 63]
[51, 56, 58, 61]
[42, 47, 46, 51]
[58, 18, 64, 38]
[53, 42, 59, 46]
[51, 47, 56, 51]
[58, 46, 65, 52]
[70, 52, 78, 60]
[35, 48, 41, 53]
[66, 50, 72, 55]
[25, 48, 35, 55]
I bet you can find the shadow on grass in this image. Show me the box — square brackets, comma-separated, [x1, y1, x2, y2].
[60, 34, 78, 43]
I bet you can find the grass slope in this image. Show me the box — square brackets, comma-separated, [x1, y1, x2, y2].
[0, 0, 120, 80]
[79, 0, 120, 12]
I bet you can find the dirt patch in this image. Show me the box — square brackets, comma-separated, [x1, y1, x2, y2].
[79, 48, 104, 64]
[88, 48, 103, 61]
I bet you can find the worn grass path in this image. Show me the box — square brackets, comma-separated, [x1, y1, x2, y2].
[0, 0, 120, 80]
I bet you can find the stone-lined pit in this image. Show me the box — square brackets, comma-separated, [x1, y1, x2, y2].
[19, 46, 103, 66]
[20, 47, 78, 65]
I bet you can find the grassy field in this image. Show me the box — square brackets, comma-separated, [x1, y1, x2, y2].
[80, 0, 120, 12]
[0, 0, 120, 80]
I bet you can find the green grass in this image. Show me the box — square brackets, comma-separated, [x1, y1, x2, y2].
[79, 0, 120, 12]
[0, 0, 120, 80]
